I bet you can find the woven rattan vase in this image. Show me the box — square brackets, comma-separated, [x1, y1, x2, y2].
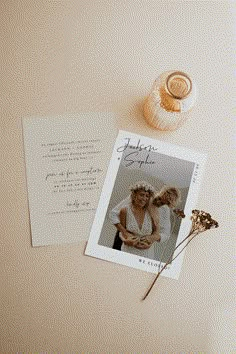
[143, 71, 197, 131]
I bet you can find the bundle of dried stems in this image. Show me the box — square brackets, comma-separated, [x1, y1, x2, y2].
[142, 210, 219, 301]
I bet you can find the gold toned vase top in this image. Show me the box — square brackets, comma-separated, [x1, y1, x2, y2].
[160, 71, 193, 112]
[166, 72, 192, 99]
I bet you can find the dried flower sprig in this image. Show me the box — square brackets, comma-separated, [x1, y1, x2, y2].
[173, 208, 186, 218]
[142, 210, 219, 301]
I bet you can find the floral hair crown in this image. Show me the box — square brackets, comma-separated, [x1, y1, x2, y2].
[130, 181, 155, 195]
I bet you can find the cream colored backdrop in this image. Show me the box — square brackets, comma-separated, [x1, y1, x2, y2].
[1, 1, 235, 352]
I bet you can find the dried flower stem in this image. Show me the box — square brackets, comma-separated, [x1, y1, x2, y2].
[142, 230, 198, 301]
[141, 210, 218, 301]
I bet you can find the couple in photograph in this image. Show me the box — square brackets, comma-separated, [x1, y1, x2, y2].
[109, 181, 181, 259]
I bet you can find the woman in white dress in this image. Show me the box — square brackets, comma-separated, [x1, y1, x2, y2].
[118, 182, 159, 259]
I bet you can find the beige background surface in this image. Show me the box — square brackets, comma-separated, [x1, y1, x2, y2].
[1, 1, 235, 352]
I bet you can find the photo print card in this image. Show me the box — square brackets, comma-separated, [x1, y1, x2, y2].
[22, 113, 117, 246]
[85, 130, 207, 279]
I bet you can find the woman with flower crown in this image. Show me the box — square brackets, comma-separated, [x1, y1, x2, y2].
[115, 181, 160, 258]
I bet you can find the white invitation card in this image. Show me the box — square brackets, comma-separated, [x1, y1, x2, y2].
[22, 113, 116, 246]
[85, 130, 207, 278]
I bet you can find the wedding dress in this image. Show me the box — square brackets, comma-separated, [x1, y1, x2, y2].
[121, 205, 155, 259]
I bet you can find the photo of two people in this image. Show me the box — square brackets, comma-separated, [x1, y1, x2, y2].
[109, 182, 182, 263]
